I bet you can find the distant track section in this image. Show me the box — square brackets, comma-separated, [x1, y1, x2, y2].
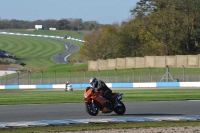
[50, 39, 80, 64]
[0, 31, 82, 64]
[0, 31, 85, 42]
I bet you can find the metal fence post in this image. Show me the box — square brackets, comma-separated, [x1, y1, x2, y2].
[83, 69, 86, 83]
[54, 70, 56, 84]
[41, 71, 43, 84]
[182, 65, 185, 82]
[98, 69, 101, 79]
[28, 71, 31, 85]
[115, 68, 118, 83]
[149, 66, 152, 82]
[68, 70, 71, 83]
[5, 72, 7, 85]
[132, 68, 135, 82]
[16, 71, 19, 85]
[124, 69, 125, 82]
[156, 69, 158, 81]
[166, 66, 169, 82]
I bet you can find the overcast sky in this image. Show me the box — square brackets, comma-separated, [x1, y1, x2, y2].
[0, 0, 138, 24]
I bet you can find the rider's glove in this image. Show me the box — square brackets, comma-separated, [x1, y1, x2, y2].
[92, 88, 97, 93]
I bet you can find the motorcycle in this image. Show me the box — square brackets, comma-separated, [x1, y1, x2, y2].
[64, 84, 73, 91]
[83, 86, 126, 116]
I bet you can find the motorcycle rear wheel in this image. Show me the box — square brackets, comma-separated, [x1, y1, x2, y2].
[113, 101, 126, 115]
[85, 102, 99, 116]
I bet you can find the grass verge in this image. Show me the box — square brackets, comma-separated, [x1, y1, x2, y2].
[0, 121, 200, 133]
[0, 89, 199, 105]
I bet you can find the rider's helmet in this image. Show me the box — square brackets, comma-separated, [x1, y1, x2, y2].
[89, 77, 98, 87]
[66, 81, 69, 85]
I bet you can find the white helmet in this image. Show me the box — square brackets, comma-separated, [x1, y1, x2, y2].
[89, 77, 98, 86]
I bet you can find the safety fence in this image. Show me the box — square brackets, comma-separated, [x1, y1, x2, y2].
[0, 67, 200, 85]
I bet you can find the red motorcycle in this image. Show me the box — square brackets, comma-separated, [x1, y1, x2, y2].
[84, 87, 126, 116]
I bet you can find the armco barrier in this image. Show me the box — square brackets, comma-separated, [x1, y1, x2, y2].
[0, 82, 200, 89]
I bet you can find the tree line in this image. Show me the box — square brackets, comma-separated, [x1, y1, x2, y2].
[0, 18, 103, 30]
[80, 0, 200, 60]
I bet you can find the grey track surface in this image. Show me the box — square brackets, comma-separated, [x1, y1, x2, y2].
[50, 39, 79, 64]
[0, 101, 199, 123]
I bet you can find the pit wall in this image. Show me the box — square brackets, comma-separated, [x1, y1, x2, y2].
[0, 82, 200, 89]
[88, 55, 200, 71]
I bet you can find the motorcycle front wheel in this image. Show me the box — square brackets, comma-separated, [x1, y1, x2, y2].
[113, 101, 126, 115]
[85, 102, 99, 116]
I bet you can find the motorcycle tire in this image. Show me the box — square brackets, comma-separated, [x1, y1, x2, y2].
[113, 101, 126, 115]
[85, 102, 98, 116]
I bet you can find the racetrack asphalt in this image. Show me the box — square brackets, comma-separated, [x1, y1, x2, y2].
[50, 39, 80, 64]
[0, 101, 199, 122]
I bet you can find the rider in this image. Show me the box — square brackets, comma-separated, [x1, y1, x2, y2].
[89, 77, 120, 108]
[65, 81, 72, 91]
[66, 81, 69, 86]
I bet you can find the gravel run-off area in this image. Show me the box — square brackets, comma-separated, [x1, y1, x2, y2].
[60, 126, 200, 133]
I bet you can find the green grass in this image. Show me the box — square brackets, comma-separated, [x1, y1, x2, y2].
[124, 89, 200, 101]
[0, 31, 88, 71]
[0, 35, 66, 70]
[1, 29, 86, 38]
[0, 89, 199, 105]
[0, 121, 200, 133]
[43, 63, 88, 72]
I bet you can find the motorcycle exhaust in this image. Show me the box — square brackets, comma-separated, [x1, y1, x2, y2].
[116, 93, 124, 100]
[91, 100, 96, 113]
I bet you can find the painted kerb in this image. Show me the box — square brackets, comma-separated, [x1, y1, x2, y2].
[1, 82, 200, 89]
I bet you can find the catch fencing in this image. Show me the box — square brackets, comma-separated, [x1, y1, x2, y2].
[0, 67, 200, 85]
